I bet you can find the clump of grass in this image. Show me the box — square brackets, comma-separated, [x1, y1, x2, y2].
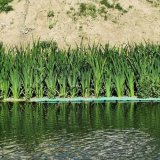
[47, 10, 58, 29]
[78, 3, 97, 18]
[100, 0, 127, 13]
[67, 1, 128, 22]
[47, 10, 54, 18]
[0, 0, 13, 13]
[98, 6, 108, 15]
[49, 23, 54, 29]
[0, 42, 160, 99]
[100, 0, 114, 8]
[67, 3, 98, 20]
[115, 3, 127, 13]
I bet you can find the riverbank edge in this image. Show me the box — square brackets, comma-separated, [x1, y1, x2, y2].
[0, 97, 160, 103]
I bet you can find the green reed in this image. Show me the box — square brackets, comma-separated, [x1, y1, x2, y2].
[0, 41, 159, 99]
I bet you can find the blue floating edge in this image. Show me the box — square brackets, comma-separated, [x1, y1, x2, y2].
[1, 97, 160, 103]
[32, 97, 160, 103]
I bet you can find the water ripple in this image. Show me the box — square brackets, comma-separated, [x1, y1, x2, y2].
[1, 129, 159, 160]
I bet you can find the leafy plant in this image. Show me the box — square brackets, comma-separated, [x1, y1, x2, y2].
[88, 56, 106, 96]
[10, 67, 21, 99]
[104, 75, 112, 97]
[81, 69, 92, 97]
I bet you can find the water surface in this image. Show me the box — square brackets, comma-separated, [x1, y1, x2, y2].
[0, 102, 160, 159]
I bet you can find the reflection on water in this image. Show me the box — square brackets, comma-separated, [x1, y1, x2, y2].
[0, 103, 160, 159]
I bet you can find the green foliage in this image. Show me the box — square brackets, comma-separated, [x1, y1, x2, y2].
[78, 3, 97, 18]
[115, 3, 127, 13]
[9, 53, 22, 98]
[100, 0, 114, 8]
[81, 69, 92, 97]
[67, 1, 128, 21]
[45, 54, 57, 98]
[47, 10, 57, 29]
[104, 75, 112, 97]
[0, 42, 160, 99]
[0, 0, 13, 13]
[100, 0, 127, 13]
[115, 74, 125, 97]
[137, 75, 160, 98]
[47, 10, 54, 17]
[67, 3, 100, 20]
[98, 6, 108, 16]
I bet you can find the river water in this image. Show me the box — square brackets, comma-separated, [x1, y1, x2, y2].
[0, 102, 160, 159]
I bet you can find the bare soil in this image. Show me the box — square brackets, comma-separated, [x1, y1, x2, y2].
[0, 0, 160, 48]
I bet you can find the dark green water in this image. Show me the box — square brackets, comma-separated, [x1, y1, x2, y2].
[0, 102, 160, 160]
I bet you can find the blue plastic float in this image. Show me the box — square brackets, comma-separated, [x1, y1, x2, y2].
[29, 97, 160, 103]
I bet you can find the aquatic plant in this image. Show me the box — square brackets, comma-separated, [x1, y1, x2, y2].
[81, 69, 92, 97]
[0, 53, 10, 98]
[0, 41, 159, 99]
[9, 53, 22, 99]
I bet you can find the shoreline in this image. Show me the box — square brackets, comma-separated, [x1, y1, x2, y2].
[1, 97, 160, 103]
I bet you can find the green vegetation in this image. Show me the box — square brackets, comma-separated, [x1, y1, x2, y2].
[100, 0, 127, 13]
[67, 3, 98, 20]
[146, 0, 160, 7]
[67, 1, 128, 21]
[100, 0, 114, 8]
[67, 3, 108, 21]
[78, 3, 97, 18]
[49, 23, 54, 29]
[47, 10, 54, 18]
[0, 42, 160, 99]
[0, 0, 13, 13]
[47, 10, 57, 29]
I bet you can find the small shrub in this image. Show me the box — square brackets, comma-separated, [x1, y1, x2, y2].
[100, 0, 127, 13]
[100, 0, 114, 8]
[78, 3, 97, 18]
[79, 3, 87, 15]
[0, 0, 13, 13]
[115, 3, 127, 13]
[98, 6, 107, 16]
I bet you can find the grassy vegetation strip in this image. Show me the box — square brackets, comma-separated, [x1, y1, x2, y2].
[0, 41, 160, 99]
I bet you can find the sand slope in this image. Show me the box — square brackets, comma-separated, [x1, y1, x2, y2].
[0, 0, 160, 47]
